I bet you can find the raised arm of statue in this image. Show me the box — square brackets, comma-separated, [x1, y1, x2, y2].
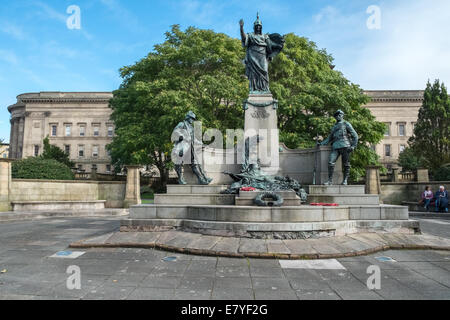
[239, 19, 247, 46]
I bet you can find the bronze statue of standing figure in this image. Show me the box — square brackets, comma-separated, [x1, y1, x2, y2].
[239, 14, 285, 94]
[320, 110, 358, 185]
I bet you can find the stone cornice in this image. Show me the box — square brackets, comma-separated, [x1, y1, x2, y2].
[364, 90, 425, 103]
[18, 97, 111, 104]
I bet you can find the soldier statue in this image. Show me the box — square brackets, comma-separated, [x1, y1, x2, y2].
[320, 110, 358, 185]
[171, 111, 212, 185]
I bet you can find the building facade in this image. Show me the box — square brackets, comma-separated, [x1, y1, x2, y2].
[8, 92, 115, 173]
[0, 143, 9, 159]
[7, 90, 425, 171]
[363, 90, 424, 169]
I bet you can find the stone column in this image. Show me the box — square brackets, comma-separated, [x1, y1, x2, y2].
[392, 167, 400, 182]
[0, 159, 13, 212]
[9, 119, 17, 158]
[17, 117, 25, 158]
[365, 165, 381, 195]
[124, 165, 141, 208]
[244, 94, 279, 175]
[416, 168, 429, 182]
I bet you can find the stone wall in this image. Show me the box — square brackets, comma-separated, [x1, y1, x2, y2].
[381, 181, 450, 205]
[9, 179, 125, 208]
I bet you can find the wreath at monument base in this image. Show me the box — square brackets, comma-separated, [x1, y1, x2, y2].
[254, 192, 284, 207]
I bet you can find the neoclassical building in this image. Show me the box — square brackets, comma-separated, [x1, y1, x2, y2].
[7, 90, 425, 172]
[0, 143, 9, 159]
[8, 92, 114, 173]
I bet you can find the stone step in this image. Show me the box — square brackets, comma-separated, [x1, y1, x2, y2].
[235, 198, 301, 206]
[166, 185, 229, 194]
[308, 194, 380, 205]
[154, 193, 235, 205]
[238, 190, 299, 199]
[11, 201, 106, 212]
[308, 185, 365, 195]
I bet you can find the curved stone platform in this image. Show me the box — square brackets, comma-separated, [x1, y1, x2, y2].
[70, 231, 450, 259]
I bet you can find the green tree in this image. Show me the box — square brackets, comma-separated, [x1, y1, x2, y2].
[108, 25, 247, 190]
[270, 33, 385, 180]
[41, 136, 75, 168]
[109, 26, 385, 186]
[398, 146, 425, 171]
[408, 80, 450, 171]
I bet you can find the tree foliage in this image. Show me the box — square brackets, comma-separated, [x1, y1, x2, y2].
[408, 80, 450, 171]
[398, 147, 425, 171]
[12, 157, 74, 180]
[108, 26, 385, 185]
[41, 136, 75, 168]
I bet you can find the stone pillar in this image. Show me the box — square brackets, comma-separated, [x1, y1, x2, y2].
[17, 117, 25, 159]
[0, 159, 13, 212]
[10, 119, 17, 158]
[416, 168, 429, 182]
[124, 165, 141, 208]
[91, 168, 98, 181]
[392, 167, 400, 182]
[365, 165, 381, 195]
[244, 94, 279, 175]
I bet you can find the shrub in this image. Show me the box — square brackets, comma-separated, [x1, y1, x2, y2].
[12, 157, 74, 180]
[433, 165, 450, 181]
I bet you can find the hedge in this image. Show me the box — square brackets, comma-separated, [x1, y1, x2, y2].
[12, 157, 74, 180]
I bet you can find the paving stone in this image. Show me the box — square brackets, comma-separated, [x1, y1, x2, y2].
[249, 266, 285, 278]
[238, 239, 267, 254]
[139, 275, 182, 288]
[105, 273, 147, 287]
[216, 266, 250, 278]
[333, 289, 383, 300]
[217, 257, 248, 267]
[163, 232, 202, 248]
[254, 289, 297, 300]
[295, 289, 341, 300]
[283, 240, 318, 256]
[251, 277, 291, 290]
[174, 288, 212, 300]
[178, 276, 214, 290]
[83, 284, 135, 300]
[212, 237, 241, 254]
[267, 240, 290, 254]
[186, 235, 222, 251]
[128, 287, 175, 300]
[211, 288, 254, 300]
[213, 277, 252, 289]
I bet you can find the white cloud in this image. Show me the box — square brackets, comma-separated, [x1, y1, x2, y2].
[0, 50, 19, 65]
[307, 0, 450, 90]
[0, 22, 27, 40]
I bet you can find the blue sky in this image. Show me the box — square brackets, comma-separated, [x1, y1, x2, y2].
[1, 0, 449, 143]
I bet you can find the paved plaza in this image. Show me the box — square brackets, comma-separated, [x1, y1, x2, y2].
[0, 216, 449, 300]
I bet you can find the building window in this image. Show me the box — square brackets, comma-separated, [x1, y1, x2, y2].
[51, 125, 57, 137]
[384, 144, 391, 157]
[78, 145, 84, 157]
[77, 164, 83, 171]
[92, 164, 97, 171]
[92, 146, 99, 158]
[79, 125, 86, 137]
[65, 125, 71, 137]
[108, 126, 114, 137]
[2, 153, 6, 159]
[64, 145, 71, 155]
[106, 164, 111, 172]
[93, 125, 100, 137]
[399, 144, 406, 153]
[34, 145, 39, 157]
[384, 123, 390, 136]
[398, 123, 406, 136]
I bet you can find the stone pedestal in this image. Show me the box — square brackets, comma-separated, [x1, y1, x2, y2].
[416, 168, 429, 182]
[124, 166, 141, 208]
[90, 168, 98, 181]
[0, 159, 13, 212]
[244, 94, 279, 175]
[365, 166, 381, 195]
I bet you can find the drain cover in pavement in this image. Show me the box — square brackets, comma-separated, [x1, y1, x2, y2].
[375, 256, 396, 262]
[50, 251, 85, 259]
[279, 259, 346, 270]
[162, 256, 177, 262]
